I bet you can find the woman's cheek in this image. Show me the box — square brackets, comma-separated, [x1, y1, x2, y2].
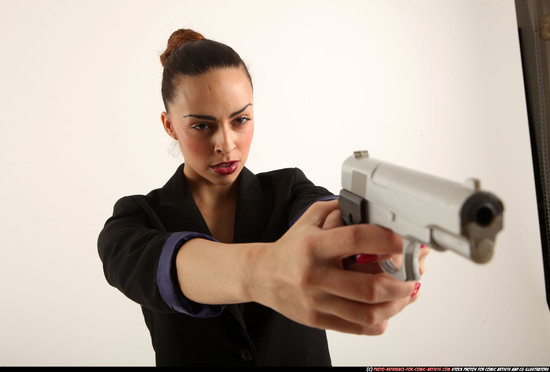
[242, 124, 254, 152]
[180, 135, 209, 158]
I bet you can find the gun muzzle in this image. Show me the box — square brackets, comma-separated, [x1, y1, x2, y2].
[460, 192, 504, 263]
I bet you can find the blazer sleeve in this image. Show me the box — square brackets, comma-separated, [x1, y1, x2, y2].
[98, 195, 176, 313]
[98, 195, 229, 316]
[157, 232, 226, 317]
[287, 168, 337, 226]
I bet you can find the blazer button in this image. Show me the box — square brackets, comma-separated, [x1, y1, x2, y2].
[239, 348, 253, 362]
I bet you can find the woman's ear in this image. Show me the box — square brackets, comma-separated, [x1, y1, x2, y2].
[161, 111, 178, 140]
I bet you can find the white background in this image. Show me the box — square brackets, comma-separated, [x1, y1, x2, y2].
[1, 0, 549, 366]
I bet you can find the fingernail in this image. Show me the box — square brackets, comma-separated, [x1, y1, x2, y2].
[420, 244, 426, 249]
[411, 282, 421, 298]
[355, 254, 378, 264]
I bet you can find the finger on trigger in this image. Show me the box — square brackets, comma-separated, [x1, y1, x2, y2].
[317, 224, 403, 260]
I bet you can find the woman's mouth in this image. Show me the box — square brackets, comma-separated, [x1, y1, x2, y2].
[211, 161, 239, 175]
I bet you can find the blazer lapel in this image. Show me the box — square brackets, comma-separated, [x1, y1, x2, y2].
[157, 164, 211, 235]
[233, 167, 273, 244]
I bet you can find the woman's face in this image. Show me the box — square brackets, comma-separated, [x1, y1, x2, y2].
[161, 67, 254, 188]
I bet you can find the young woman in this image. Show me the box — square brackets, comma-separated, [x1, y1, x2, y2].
[98, 28, 428, 366]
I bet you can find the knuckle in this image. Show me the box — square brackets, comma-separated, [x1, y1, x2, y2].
[303, 309, 322, 327]
[347, 323, 368, 335]
[362, 277, 383, 303]
[386, 230, 403, 252]
[302, 293, 317, 308]
[366, 321, 389, 336]
[300, 233, 317, 257]
[292, 269, 313, 290]
[361, 310, 379, 327]
[292, 236, 323, 289]
[343, 225, 362, 246]
[357, 318, 389, 335]
[292, 264, 319, 291]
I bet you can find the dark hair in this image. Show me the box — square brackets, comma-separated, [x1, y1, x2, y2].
[160, 29, 252, 109]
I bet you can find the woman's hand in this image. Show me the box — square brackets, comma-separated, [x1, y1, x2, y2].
[323, 206, 430, 277]
[248, 199, 429, 335]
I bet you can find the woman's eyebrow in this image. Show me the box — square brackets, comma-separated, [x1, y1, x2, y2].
[183, 103, 252, 121]
[183, 113, 216, 120]
[229, 103, 252, 118]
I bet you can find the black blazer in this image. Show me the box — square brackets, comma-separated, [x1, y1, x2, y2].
[98, 164, 334, 366]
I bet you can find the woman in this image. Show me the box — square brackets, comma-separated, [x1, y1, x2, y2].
[98, 28, 427, 366]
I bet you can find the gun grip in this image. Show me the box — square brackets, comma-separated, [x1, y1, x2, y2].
[379, 238, 422, 282]
[339, 189, 367, 225]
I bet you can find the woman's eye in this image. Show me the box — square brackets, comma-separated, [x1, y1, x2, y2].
[191, 123, 210, 131]
[235, 116, 250, 125]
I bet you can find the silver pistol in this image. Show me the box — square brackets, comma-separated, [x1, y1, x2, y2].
[339, 150, 504, 281]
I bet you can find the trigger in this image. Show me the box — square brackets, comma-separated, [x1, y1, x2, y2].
[379, 238, 421, 282]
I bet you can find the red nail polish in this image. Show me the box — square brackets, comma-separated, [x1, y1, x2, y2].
[355, 254, 377, 264]
[411, 282, 421, 298]
[420, 244, 426, 249]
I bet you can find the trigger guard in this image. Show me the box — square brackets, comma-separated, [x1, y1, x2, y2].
[379, 238, 421, 282]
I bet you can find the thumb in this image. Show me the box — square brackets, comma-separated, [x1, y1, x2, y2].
[297, 199, 341, 228]
[323, 208, 344, 230]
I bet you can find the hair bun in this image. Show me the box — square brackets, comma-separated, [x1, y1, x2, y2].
[160, 29, 205, 67]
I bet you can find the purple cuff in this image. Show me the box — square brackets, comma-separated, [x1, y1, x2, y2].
[157, 232, 226, 318]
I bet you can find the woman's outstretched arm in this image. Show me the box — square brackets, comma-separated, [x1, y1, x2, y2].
[176, 199, 429, 335]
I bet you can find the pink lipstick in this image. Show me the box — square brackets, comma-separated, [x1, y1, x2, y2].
[211, 161, 239, 175]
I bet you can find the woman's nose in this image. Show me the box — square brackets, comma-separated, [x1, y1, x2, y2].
[215, 125, 236, 154]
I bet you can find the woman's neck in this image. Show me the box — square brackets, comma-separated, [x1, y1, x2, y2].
[189, 180, 238, 210]
[183, 165, 239, 207]
[184, 172, 239, 243]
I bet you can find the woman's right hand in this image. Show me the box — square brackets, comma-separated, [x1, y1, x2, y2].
[248, 199, 422, 335]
